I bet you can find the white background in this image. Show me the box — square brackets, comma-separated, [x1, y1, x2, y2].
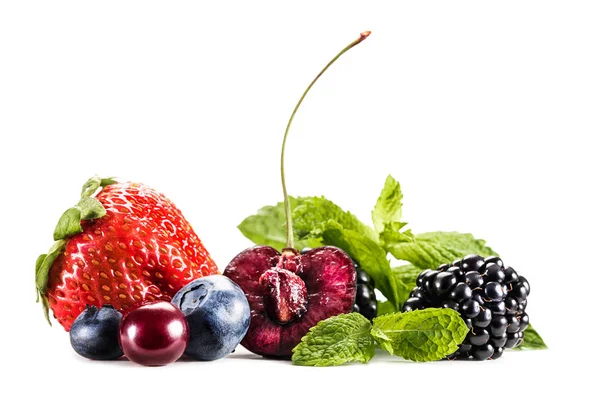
[1, 1, 598, 399]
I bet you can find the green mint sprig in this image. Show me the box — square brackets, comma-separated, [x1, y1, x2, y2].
[292, 309, 468, 366]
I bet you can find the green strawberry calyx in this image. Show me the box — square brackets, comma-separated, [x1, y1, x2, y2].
[35, 176, 117, 325]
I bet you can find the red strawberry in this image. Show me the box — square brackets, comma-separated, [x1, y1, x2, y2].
[35, 177, 219, 331]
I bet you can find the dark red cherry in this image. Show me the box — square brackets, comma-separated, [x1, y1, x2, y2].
[118, 301, 189, 366]
[224, 246, 355, 358]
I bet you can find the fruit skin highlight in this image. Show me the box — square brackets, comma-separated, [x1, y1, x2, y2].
[223, 32, 370, 359]
[69, 305, 123, 360]
[171, 275, 251, 361]
[118, 301, 189, 366]
[403, 255, 530, 360]
[36, 178, 219, 331]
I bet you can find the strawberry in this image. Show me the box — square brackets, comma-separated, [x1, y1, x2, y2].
[35, 176, 219, 331]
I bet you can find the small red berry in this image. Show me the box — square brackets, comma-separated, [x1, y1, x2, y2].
[118, 301, 189, 366]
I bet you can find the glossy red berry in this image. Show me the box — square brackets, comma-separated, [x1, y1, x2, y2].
[119, 301, 189, 366]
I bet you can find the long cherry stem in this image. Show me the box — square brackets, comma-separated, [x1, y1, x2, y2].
[280, 31, 371, 249]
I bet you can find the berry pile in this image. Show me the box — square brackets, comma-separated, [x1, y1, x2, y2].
[402, 255, 530, 360]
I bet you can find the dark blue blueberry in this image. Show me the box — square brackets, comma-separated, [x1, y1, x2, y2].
[69, 305, 123, 360]
[172, 275, 251, 361]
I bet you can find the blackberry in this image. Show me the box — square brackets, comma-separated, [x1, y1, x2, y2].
[301, 248, 377, 320]
[403, 254, 531, 361]
[353, 260, 378, 320]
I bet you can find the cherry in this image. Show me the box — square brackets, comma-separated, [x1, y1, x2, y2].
[118, 301, 189, 366]
[223, 32, 371, 358]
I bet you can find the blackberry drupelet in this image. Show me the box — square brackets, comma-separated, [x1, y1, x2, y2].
[301, 248, 377, 320]
[352, 260, 378, 320]
[402, 255, 530, 361]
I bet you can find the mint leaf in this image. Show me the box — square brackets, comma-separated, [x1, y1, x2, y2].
[77, 197, 106, 220]
[53, 207, 83, 241]
[321, 221, 400, 310]
[387, 231, 498, 269]
[512, 324, 547, 351]
[372, 175, 403, 233]
[377, 301, 396, 316]
[392, 264, 422, 305]
[293, 197, 378, 243]
[380, 221, 414, 251]
[292, 313, 375, 366]
[237, 197, 321, 249]
[371, 308, 468, 362]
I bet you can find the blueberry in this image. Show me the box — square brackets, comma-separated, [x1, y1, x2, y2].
[69, 305, 123, 360]
[172, 275, 251, 361]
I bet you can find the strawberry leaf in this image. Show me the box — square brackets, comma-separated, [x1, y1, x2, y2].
[81, 175, 117, 197]
[77, 197, 106, 220]
[80, 176, 102, 198]
[35, 240, 66, 326]
[53, 207, 82, 241]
